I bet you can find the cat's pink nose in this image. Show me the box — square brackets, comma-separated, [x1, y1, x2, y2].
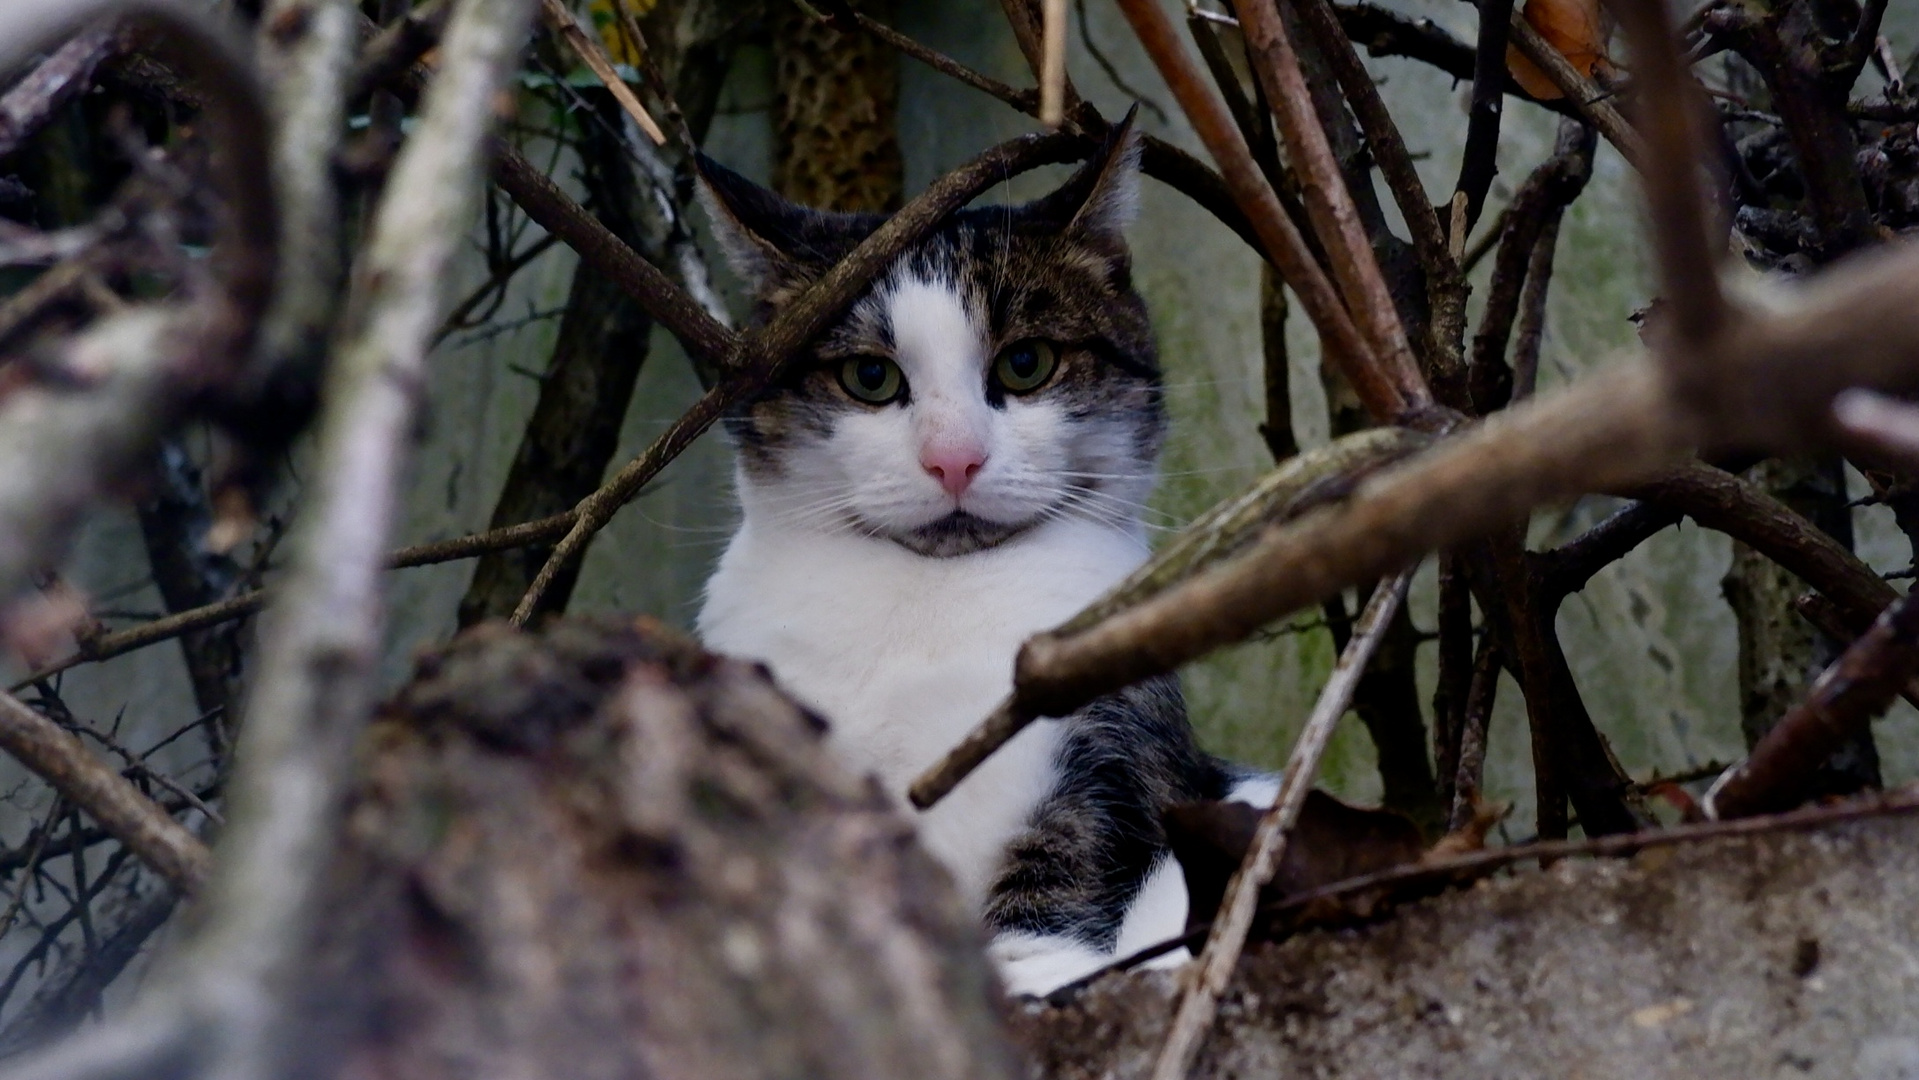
[922, 445, 986, 498]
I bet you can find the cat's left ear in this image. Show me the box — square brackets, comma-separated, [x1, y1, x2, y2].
[1018, 107, 1143, 242]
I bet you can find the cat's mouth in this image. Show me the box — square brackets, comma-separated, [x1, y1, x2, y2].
[879, 509, 1035, 558]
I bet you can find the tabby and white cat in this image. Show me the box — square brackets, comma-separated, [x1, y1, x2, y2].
[695, 121, 1268, 996]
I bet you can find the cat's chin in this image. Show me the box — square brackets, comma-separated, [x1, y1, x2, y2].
[880, 510, 1035, 558]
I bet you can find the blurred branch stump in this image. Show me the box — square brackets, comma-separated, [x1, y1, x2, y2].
[284, 617, 1019, 1080]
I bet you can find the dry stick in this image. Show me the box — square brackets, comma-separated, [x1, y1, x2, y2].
[492, 143, 734, 370]
[1039, 0, 1068, 127]
[0, 24, 119, 161]
[1709, 590, 1919, 819]
[1453, 0, 1515, 235]
[0, 694, 210, 895]
[9, 512, 575, 690]
[1285, 0, 1448, 269]
[1790, 592, 1919, 712]
[535, 0, 665, 145]
[506, 130, 1088, 625]
[1235, 0, 1431, 410]
[1012, 364, 1683, 719]
[1148, 571, 1411, 1080]
[1449, 635, 1502, 830]
[1597, 0, 1727, 376]
[1506, 15, 1646, 167]
[1112, 0, 1405, 422]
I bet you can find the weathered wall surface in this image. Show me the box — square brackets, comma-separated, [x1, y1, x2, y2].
[1016, 810, 1919, 1080]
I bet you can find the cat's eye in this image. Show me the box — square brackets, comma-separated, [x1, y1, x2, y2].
[838, 355, 905, 404]
[992, 340, 1059, 394]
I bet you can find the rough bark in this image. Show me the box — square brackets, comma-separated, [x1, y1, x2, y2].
[284, 617, 1020, 1080]
[1722, 456, 1881, 797]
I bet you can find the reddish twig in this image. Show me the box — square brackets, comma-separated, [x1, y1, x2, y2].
[1708, 590, 1919, 819]
[1234, 0, 1430, 413]
[1112, 0, 1407, 421]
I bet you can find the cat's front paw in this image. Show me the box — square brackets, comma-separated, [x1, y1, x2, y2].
[988, 931, 1113, 998]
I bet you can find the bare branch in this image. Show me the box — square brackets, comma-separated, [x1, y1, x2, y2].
[492, 144, 736, 369]
[1453, 0, 1516, 236]
[1600, 0, 1727, 368]
[1113, 0, 1409, 421]
[1149, 572, 1411, 1080]
[1708, 590, 1919, 819]
[0, 694, 208, 895]
[1449, 636, 1501, 830]
[1287, 0, 1449, 276]
[0, 25, 119, 162]
[1235, 0, 1430, 410]
[1506, 14, 1646, 167]
[1039, 0, 1067, 126]
[536, 0, 665, 144]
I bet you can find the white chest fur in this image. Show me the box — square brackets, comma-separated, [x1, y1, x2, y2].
[696, 510, 1148, 908]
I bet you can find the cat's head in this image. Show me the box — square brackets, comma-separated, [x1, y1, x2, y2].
[698, 120, 1164, 558]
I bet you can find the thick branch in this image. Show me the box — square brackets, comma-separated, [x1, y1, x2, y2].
[1506, 14, 1645, 167]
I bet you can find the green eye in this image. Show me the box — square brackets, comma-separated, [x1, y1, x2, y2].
[993, 340, 1059, 394]
[838, 355, 905, 404]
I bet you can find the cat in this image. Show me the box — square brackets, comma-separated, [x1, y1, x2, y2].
[694, 118, 1270, 997]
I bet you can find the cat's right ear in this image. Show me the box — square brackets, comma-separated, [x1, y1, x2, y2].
[696, 155, 869, 299]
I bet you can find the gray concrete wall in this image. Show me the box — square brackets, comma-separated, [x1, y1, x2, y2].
[1015, 808, 1919, 1080]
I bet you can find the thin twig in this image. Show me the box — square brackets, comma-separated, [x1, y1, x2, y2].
[1449, 635, 1501, 830]
[536, 0, 665, 145]
[1235, 0, 1431, 412]
[1148, 572, 1410, 1080]
[1113, 0, 1407, 421]
[0, 694, 209, 895]
[1506, 13, 1646, 167]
